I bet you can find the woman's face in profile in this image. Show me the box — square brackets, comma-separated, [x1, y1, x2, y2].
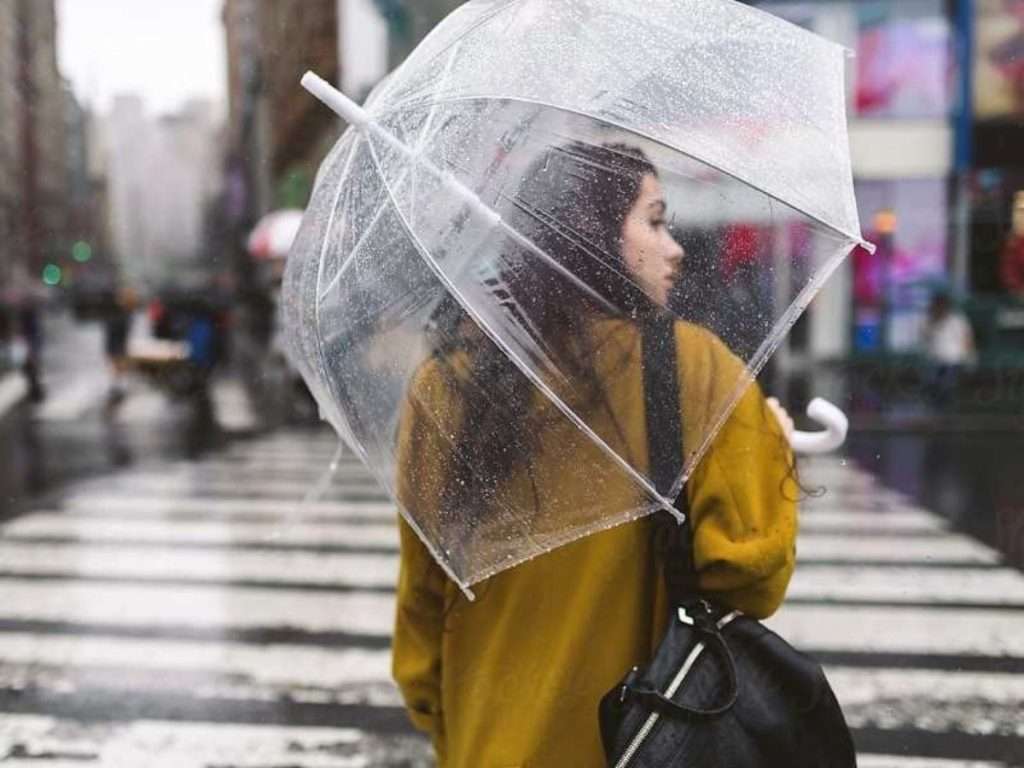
[620, 174, 684, 308]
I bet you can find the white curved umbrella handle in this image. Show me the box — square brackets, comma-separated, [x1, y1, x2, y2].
[789, 397, 848, 455]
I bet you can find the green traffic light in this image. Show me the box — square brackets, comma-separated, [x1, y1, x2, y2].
[72, 240, 93, 262]
[42, 264, 62, 286]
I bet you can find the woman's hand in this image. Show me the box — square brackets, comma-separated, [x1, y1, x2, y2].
[765, 397, 794, 442]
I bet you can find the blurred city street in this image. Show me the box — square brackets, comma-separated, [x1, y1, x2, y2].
[0, 320, 1022, 765]
[1, 0, 1024, 766]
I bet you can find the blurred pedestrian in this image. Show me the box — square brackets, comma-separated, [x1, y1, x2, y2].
[17, 300, 45, 403]
[392, 143, 800, 767]
[922, 291, 976, 408]
[103, 286, 137, 411]
[1000, 190, 1024, 299]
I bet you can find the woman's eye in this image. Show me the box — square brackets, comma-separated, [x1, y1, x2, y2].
[651, 218, 665, 228]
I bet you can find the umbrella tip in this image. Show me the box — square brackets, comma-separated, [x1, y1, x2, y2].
[858, 239, 878, 255]
[300, 70, 368, 128]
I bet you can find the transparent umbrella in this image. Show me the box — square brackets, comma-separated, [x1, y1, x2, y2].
[282, 0, 874, 594]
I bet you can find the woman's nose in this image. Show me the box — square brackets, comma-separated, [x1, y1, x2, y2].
[666, 238, 684, 266]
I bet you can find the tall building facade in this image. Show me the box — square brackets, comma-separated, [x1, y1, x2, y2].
[0, 0, 19, 290]
[259, 0, 340, 208]
[103, 95, 222, 287]
[0, 0, 66, 288]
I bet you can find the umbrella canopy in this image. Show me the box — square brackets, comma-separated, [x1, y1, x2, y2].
[248, 209, 304, 260]
[283, 0, 873, 593]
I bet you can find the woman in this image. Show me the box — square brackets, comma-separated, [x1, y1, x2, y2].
[393, 142, 799, 767]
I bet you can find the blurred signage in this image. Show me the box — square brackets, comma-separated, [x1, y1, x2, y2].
[975, 0, 1024, 118]
[762, 0, 953, 119]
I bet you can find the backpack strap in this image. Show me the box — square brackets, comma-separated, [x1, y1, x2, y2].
[640, 313, 700, 603]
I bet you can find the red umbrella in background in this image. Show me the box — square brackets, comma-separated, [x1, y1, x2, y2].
[247, 209, 304, 260]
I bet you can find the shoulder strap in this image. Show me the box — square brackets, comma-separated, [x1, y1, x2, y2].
[640, 314, 700, 602]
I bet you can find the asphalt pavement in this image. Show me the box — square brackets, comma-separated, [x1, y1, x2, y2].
[0, 315, 1022, 766]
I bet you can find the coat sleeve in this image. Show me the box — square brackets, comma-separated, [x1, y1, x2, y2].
[391, 362, 451, 742]
[681, 336, 799, 619]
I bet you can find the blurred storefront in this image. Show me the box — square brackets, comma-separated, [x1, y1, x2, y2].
[758, 0, 1024, 372]
[968, 0, 1024, 365]
[756, 0, 956, 364]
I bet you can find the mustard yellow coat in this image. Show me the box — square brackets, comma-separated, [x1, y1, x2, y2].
[392, 319, 798, 768]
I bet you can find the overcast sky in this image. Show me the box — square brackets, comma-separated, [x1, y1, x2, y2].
[57, 0, 227, 116]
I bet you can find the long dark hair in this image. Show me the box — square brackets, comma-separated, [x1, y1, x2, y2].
[430, 142, 657, 519]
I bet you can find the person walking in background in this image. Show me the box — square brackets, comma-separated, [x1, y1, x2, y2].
[922, 291, 977, 408]
[391, 143, 800, 767]
[103, 286, 136, 412]
[1000, 190, 1024, 299]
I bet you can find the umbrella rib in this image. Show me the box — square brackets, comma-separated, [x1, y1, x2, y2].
[436, 151, 647, 296]
[374, 94, 872, 252]
[321, 47, 465, 306]
[409, 42, 463, 231]
[371, 0, 521, 109]
[360, 147, 558, 563]
[362, 135, 679, 518]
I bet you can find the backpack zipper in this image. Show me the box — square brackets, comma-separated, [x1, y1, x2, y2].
[613, 610, 739, 768]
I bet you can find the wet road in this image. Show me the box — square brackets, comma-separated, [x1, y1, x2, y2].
[848, 431, 1024, 573]
[0, 317, 1022, 766]
[1, 431, 1022, 765]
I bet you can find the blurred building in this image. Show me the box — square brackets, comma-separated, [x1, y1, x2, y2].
[259, 0, 340, 209]
[103, 95, 223, 288]
[221, 0, 460, 227]
[339, 0, 390, 102]
[0, 0, 67, 289]
[63, 83, 113, 285]
[223, 0, 271, 225]
[0, 0, 18, 291]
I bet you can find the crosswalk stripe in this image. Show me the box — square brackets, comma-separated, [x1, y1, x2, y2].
[2, 426, 1020, 763]
[788, 565, 1024, 606]
[0, 633, 393, 690]
[3, 516, 399, 548]
[795, 534, 1001, 564]
[0, 714, 432, 768]
[857, 756, 1007, 768]
[799, 509, 948, 530]
[0, 580, 396, 635]
[768, 604, 1024, 656]
[0, 618, 391, 649]
[60, 494, 395, 518]
[0, 685, 412, 731]
[824, 666, 1024, 707]
[0, 543, 398, 587]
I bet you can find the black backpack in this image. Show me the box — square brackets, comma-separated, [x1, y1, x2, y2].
[598, 315, 857, 768]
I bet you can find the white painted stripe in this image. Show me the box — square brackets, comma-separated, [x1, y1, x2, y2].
[211, 378, 257, 432]
[0, 580, 395, 635]
[825, 666, 1024, 707]
[114, 389, 175, 423]
[32, 375, 107, 421]
[3, 516, 399, 548]
[71, 481, 385, 505]
[0, 543, 398, 587]
[140, 464, 377, 481]
[767, 605, 1024, 656]
[0, 373, 28, 418]
[0, 715, 400, 768]
[60, 494, 395, 518]
[795, 534, 1000, 564]
[0, 633, 393, 689]
[857, 756, 1007, 768]
[75, 476, 386, 499]
[789, 565, 1024, 605]
[798, 510, 947, 532]
[223, 447, 348, 461]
